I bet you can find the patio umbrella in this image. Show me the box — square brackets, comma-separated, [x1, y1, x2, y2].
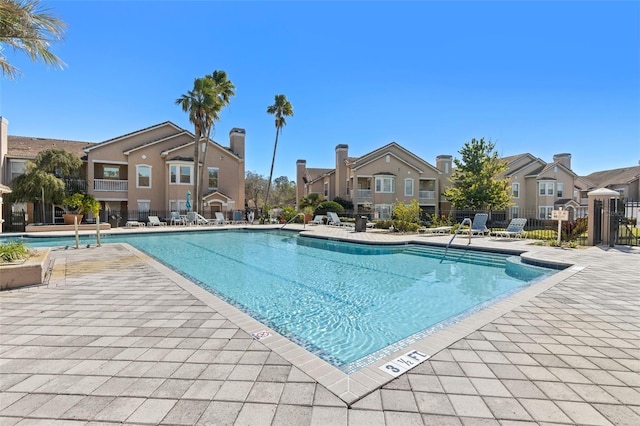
[185, 190, 192, 211]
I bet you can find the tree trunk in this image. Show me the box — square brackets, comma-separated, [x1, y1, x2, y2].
[264, 128, 280, 211]
[192, 125, 200, 213]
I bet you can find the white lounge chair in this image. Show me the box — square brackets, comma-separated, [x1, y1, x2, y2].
[327, 212, 354, 228]
[491, 218, 527, 239]
[419, 225, 452, 235]
[214, 212, 230, 225]
[309, 215, 325, 225]
[147, 215, 167, 227]
[186, 212, 211, 225]
[458, 213, 489, 236]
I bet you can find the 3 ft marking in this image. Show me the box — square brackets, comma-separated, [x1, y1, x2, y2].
[379, 350, 430, 377]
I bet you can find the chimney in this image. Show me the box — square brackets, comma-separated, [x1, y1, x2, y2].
[553, 153, 571, 170]
[229, 128, 245, 159]
[335, 144, 348, 199]
[436, 155, 452, 175]
[296, 159, 306, 210]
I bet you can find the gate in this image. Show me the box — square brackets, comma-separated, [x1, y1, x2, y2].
[614, 199, 639, 246]
[593, 200, 602, 245]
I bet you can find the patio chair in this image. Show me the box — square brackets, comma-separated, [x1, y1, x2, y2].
[233, 210, 247, 224]
[170, 211, 186, 226]
[491, 218, 527, 239]
[309, 215, 325, 225]
[458, 213, 489, 236]
[419, 225, 452, 235]
[187, 212, 212, 225]
[147, 215, 167, 227]
[327, 212, 354, 228]
[214, 212, 230, 225]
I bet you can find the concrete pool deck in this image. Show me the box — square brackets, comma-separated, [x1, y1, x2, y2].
[1, 224, 638, 425]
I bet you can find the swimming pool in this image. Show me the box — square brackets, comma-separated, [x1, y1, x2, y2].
[3, 230, 558, 372]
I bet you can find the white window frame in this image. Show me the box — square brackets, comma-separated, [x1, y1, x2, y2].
[557, 183, 564, 198]
[539, 206, 553, 219]
[324, 182, 329, 197]
[539, 181, 554, 196]
[169, 200, 188, 212]
[374, 204, 393, 219]
[208, 167, 219, 190]
[404, 178, 414, 196]
[169, 164, 193, 185]
[10, 160, 26, 182]
[512, 183, 519, 198]
[137, 199, 151, 212]
[511, 206, 519, 218]
[136, 165, 151, 188]
[375, 176, 395, 193]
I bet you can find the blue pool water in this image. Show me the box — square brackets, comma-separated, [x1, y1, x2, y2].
[3, 230, 557, 371]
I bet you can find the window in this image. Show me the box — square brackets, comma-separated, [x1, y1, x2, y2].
[169, 165, 193, 184]
[10, 160, 26, 182]
[375, 204, 393, 219]
[137, 200, 150, 212]
[557, 183, 563, 198]
[511, 183, 519, 198]
[137, 165, 151, 188]
[375, 176, 395, 193]
[208, 167, 219, 189]
[404, 178, 414, 196]
[539, 182, 554, 196]
[324, 182, 329, 197]
[538, 206, 553, 219]
[511, 206, 519, 218]
[103, 166, 120, 179]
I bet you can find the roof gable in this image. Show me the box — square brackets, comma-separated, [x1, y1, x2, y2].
[85, 121, 183, 152]
[352, 142, 441, 175]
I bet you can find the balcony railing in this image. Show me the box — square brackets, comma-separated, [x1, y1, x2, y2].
[419, 190, 435, 200]
[357, 189, 372, 198]
[94, 179, 128, 192]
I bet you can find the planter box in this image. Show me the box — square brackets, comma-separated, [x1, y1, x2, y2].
[1, 248, 51, 291]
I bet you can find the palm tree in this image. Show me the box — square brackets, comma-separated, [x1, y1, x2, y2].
[0, 0, 67, 79]
[175, 77, 215, 213]
[200, 70, 235, 199]
[265, 94, 293, 211]
[175, 71, 235, 213]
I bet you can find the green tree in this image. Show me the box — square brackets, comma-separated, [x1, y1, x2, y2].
[444, 138, 511, 211]
[264, 94, 293, 210]
[270, 176, 296, 207]
[392, 199, 421, 232]
[299, 193, 322, 209]
[245, 171, 268, 211]
[8, 148, 81, 207]
[176, 71, 234, 213]
[0, 0, 67, 79]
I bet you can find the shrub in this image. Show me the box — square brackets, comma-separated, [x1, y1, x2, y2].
[0, 241, 30, 263]
[374, 220, 393, 229]
[315, 201, 344, 215]
[332, 196, 354, 211]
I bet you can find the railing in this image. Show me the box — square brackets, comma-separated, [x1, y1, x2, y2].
[418, 190, 435, 200]
[94, 179, 128, 192]
[357, 189, 372, 198]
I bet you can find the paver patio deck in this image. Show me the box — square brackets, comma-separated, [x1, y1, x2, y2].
[0, 225, 638, 425]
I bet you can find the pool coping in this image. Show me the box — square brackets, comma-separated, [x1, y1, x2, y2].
[117, 231, 584, 406]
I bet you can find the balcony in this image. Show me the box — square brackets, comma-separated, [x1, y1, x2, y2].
[419, 190, 435, 200]
[94, 179, 128, 192]
[357, 189, 372, 199]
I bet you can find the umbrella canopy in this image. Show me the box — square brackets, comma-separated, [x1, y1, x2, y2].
[185, 190, 192, 211]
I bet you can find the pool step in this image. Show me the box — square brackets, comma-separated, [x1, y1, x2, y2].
[403, 246, 507, 267]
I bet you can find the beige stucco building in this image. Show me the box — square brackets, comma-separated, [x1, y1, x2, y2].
[1, 118, 246, 229]
[297, 143, 451, 219]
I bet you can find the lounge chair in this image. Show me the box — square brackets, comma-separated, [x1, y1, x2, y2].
[491, 218, 527, 239]
[419, 225, 452, 235]
[233, 210, 247, 224]
[458, 213, 489, 236]
[309, 215, 325, 225]
[147, 215, 167, 227]
[186, 212, 211, 225]
[214, 212, 230, 225]
[170, 211, 186, 226]
[327, 212, 354, 228]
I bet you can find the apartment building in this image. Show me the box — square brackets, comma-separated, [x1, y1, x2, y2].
[0, 117, 246, 229]
[296, 143, 451, 219]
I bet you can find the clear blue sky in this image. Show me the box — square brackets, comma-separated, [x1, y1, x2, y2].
[2, 0, 639, 180]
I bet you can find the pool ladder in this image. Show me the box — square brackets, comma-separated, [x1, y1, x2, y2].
[281, 213, 305, 229]
[441, 217, 472, 262]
